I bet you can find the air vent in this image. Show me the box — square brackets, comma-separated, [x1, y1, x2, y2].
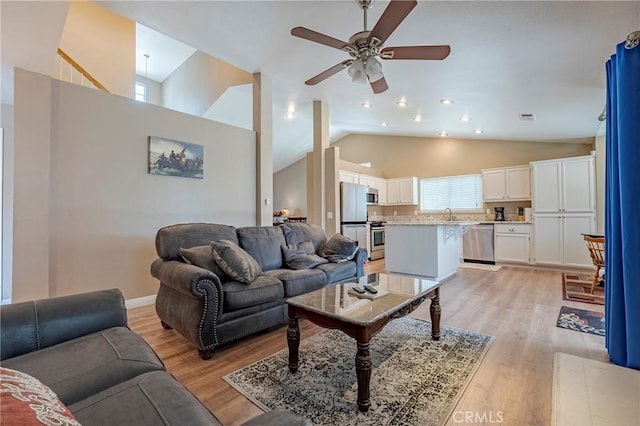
[519, 113, 536, 121]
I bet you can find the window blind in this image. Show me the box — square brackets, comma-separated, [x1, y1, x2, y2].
[420, 174, 483, 211]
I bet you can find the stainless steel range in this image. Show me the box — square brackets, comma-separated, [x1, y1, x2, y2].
[368, 221, 385, 260]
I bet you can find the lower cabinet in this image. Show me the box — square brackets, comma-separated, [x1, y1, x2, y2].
[494, 224, 530, 264]
[533, 213, 594, 268]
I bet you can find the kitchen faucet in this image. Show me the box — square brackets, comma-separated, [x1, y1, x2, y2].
[444, 208, 456, 222]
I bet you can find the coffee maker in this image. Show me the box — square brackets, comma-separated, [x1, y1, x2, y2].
[494, 207, 505, 221]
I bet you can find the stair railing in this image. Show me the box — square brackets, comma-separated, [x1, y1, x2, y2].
[54, 48, 110, 93]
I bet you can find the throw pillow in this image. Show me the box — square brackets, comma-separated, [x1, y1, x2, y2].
[319, 234, 359, 263]
[0, 367, 81, 425]
[282, 240, 329, 270]
[211, 240, 262, 284]
[180, 245, 227, 280]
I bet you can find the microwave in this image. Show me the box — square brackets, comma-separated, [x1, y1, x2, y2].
[366, 187, 379, 205]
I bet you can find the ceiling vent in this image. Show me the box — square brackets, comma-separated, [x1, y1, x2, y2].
[519, 113, 536, 121]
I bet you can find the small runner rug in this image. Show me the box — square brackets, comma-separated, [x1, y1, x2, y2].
[562, 273, 604, 305]
[224, 317, 494, 426]
[556, 306, 605, 336]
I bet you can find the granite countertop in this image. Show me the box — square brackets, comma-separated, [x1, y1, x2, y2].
[385, 221, 480, 226]
[384, 220, 532, 225]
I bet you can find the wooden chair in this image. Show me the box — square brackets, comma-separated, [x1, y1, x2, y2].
[584, 235, 605, 294]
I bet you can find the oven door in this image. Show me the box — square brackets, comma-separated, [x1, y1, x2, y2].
[370, 227, 385, 259]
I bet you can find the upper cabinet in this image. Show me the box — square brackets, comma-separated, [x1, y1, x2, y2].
[339, 170, 417, 205]
[481, 165, 531, 201]
[387, 177, 419, 205]
[339, 170, 358, 184]
[531, 156, 594, 213]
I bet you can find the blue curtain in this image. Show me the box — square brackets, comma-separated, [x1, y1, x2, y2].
[605, 36, 640, 370]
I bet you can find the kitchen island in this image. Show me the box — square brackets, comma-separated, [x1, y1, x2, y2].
[385, 222, 477, 280]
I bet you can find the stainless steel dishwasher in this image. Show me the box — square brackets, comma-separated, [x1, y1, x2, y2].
[463, 224, 495, 264]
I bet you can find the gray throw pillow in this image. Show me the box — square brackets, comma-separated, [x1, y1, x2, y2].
[210, 240, 262, 284]
[282, 241, 329, 270]
[180, 245, 227, 279]
[319, 234, 359, 263]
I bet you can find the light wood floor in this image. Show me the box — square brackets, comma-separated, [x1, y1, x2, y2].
[128, 261, 608, 426]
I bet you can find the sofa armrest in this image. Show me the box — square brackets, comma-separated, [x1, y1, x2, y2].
[0, 289, 126, 361]
[354, 247, 368, 277]
[151, 258, 223, 303]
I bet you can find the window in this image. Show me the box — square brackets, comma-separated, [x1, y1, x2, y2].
[420, 174, 483, 212]
[135, 82, 146, 102]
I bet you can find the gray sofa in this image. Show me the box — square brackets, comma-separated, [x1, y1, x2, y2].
[151, 222, 367, 359]
[0, 289, 309, 426]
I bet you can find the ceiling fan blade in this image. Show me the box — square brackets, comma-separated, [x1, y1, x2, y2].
[291, 27, 350, 51]
[305, 60, 353, 86]
[368, 0, 417, 46]
[370, 77, 389, 94]
[381, 45, 451, 60]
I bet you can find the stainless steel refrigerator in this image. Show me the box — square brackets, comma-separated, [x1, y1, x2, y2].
[340, 182, 368, 251]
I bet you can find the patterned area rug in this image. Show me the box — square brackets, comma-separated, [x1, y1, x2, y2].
[556, 306, 605, 336]
[562, 273, 604, 305]
[224, 317, 494, 426]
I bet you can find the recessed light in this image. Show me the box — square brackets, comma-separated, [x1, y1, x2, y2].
[396, 100, 407, 107]
[439, 131, 448, 137]
[381, 122, 388, 127]
[474, 129, 483, 134]
[412, 115, 422, 122]
[460, 115, 471, 122]
[362, 102, 372, 108]
[440, 99, 454, 105]
[286, 112, 295, 119]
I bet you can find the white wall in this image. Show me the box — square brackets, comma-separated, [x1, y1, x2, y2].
[0, 105, 14, 303]
[273, 157, 306, 217]
[13, 69, 256, 301]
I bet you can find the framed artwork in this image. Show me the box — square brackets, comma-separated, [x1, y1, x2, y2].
[148, 136, 203, 179]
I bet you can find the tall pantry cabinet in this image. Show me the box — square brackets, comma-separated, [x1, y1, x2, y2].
[531, 155, 595, 268]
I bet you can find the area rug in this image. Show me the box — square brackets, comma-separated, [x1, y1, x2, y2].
[562, 273, 604, 305]
[556, 306, 605, 336]
[458, 262, 502, 272]
[224, 317, 494, 426]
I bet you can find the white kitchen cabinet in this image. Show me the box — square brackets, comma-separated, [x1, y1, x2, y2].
[531, 156, 594, 213]
[387, 177, 418, 205]
[357, 175, 376, 188]
[533, 213, 594, 267]
[481, 165, 531, 201]
[339, 171, 357, 184]
[494, 224, 530, 264]
[373, 177, 387, 204]
[531, 155, 595, 268]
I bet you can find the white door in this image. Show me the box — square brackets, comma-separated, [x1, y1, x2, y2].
[375, 178, 387, 205]
[506, 167, 531, 200]
[563, 213, 595, 267]
[495, 233, 530, 263]
[399, 178, 416, 204]
[562, 157, 595, 212]
[533, 214, 563, 265]
[532, 161, 562, 212]
[387, 180, 399, 204]
[482, 169, 506, 201]
[356, 226, 368, 251]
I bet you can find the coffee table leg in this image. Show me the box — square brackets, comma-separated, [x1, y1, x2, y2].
[430, 288, 441, 341]
[287, 317, 300, 373]
[356, 340, 372, 412]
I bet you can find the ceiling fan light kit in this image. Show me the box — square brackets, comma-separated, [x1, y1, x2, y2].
[291, 0, 450, 94]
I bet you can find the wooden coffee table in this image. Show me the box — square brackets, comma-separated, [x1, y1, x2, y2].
[286, 272, 441, 412]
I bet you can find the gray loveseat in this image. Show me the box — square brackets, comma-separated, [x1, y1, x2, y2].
[151, 222, 367, 359]
[0, 289, 309, 425]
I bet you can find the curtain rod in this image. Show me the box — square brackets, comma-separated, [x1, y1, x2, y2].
[626, 31, 640, 49]
[598, 31, 639, 121]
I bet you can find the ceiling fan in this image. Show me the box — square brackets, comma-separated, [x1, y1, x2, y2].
[291, 0, 451, 94]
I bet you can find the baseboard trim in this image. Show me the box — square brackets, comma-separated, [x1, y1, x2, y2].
[125, 294, 156, 309]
